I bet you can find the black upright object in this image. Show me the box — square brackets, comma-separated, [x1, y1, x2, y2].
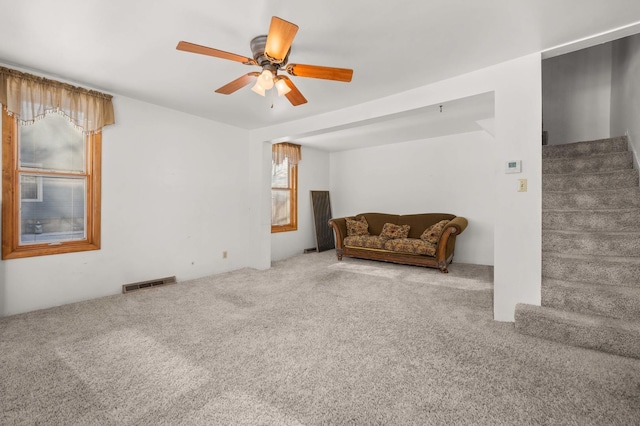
[310, 191, 335, 252]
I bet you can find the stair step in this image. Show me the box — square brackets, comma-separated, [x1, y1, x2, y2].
[543, 151, 633, 174]
[515, 303, 640, 359]
[543, 169, 639, 191]
[543, 229, 640, 256]
[543, 208, 640, 232]
[542, 136, 628, 158]
[542, 253, 640, 287]
[542, 278, 640, 321]
[543, 187, 640, 210]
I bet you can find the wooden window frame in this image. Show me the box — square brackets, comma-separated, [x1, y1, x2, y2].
[1, 108, 102, 259]
[271, 162, 298, 233]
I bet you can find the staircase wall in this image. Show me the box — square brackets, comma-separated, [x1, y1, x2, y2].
[542, 43, 612, 146]
[611, 33, 640, 170]
[543, 33, 640, 167]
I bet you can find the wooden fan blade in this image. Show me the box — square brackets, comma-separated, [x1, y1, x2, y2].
[286, 64, 353, 82]
[264, 17, 299, 63]
[279, 76, 307, 106]
[215, 72, 260, 94]
[176, 41, 256, 65]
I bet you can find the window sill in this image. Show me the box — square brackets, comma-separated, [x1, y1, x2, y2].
[2, 241, 100, 259]
[271, 225, 297, 233]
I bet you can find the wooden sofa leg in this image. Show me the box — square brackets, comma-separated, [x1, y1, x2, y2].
[438, 261, 449, 273]
[336, 250, 343, 261]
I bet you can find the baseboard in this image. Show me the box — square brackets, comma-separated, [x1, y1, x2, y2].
[626, 132, 640, 172]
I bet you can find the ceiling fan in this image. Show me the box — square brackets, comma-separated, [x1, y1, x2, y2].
[176, 16, 353, 106]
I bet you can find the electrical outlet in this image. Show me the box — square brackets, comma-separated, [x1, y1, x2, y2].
[518, 178, 527, 192]
[222, 251, 228, 259]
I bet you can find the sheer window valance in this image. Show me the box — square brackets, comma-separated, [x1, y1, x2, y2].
[272, 142, 301, 166]
[0, 66, 115, 134]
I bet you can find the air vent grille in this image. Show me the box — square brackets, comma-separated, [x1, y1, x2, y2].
[122, 276, 177, 294]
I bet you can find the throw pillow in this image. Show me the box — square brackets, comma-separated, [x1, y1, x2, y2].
[379, 223, 410, 239]
[346, 217, 369, 236]
[420, 220, 451, 246]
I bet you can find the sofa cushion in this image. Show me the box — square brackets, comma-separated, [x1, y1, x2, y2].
[380, 223, 410, 239]
[384, 238, 436, 256]
[344, 235, 388, 249]
[346, 216, 369, 236]
[420, 220, 450, 248]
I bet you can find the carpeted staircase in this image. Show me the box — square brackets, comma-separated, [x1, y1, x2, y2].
[515, 136, 640, 359]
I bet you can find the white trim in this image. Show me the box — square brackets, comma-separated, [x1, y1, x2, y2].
[543, 21, 640, 59]
[626, 131, 640, 172]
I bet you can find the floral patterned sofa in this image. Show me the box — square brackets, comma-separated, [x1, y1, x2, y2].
[328, 212, 468, 273]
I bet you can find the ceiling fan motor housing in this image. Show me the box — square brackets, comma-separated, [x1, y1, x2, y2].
[250, 35, 289, 68]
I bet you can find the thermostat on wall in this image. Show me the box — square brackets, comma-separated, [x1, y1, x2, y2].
[505, 160, 522, 173]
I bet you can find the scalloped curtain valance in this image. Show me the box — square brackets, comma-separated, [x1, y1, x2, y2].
[272, 142, 301, 166]
[0, 66, 114, 134]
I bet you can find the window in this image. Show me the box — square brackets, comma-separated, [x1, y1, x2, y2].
[271, 143, 300, 233]
[271, 157, 298, 232]
[2, 109, 102, 258]
[1, 65, 114, 259]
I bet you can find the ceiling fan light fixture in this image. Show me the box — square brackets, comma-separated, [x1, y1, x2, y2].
[258, 69, 274, 90]
[275, 78, 291, 96]
[251, 81, 266, 96]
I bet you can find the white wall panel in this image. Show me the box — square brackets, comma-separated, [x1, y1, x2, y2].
[611, 33, 640, 165]
[542, 43, 612, 145]
[0, 96, 251, 316]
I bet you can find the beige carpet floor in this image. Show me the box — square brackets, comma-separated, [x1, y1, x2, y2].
[1, 251, 639, 425]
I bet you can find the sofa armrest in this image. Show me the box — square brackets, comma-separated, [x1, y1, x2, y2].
[435, 216, 468, 270]
[443, 216, 468, 236]
[328, 217, 349, 250]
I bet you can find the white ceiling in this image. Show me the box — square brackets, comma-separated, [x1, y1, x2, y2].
[2, 0, 640, 150]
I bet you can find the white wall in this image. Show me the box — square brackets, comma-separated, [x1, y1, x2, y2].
[330, 131, 495, 266]
[0, 95, 252, 316]
[253, 53, 542, 322]
[246, 140, 273, 271]
[271, 146, 331, 261]
[611, 33, 640, 165]
[543, 43, 612, 145]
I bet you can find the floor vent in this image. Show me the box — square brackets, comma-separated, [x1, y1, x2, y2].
[122, 276, 177, 294]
